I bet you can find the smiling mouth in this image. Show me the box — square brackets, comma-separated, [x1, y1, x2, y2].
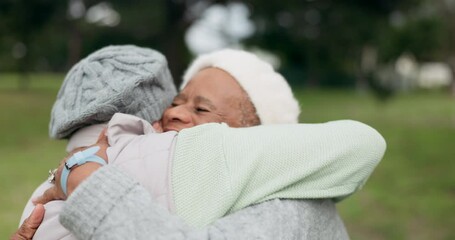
[165, 128, 179, 132]
[163, 126, 181, 132]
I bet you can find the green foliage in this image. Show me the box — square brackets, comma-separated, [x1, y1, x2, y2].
[1, 74, 454, 239]
[1, 0, 452, 88]
[0, 0, 192, 81]
[244, 0, 398, 85]
[379, 16, 449, 62]
[0, 0, 67, 72]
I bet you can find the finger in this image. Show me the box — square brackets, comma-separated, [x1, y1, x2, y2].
[96, 128, 108, 144]
[32, 186, 63, 205]
[98, 135, 108, 147]
[11, 204, 45, 240]
[152, 121, 163, 133]
[27, 204, 45, 228]
[94, 129, 109, 162]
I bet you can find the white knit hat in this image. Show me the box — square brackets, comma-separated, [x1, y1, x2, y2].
[181, 49, 300, 124]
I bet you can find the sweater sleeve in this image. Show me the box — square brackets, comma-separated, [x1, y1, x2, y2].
[60, 166, 349, 240]
[172, 120, 386, 227]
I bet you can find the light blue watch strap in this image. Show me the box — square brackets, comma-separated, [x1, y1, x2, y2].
[60, 146, 106, 196]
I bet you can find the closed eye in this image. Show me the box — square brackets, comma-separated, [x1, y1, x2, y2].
[196, 107, 209, 112]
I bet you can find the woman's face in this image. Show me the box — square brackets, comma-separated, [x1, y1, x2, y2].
[159, 67, 247, 132]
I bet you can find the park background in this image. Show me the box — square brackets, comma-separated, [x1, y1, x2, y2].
[1, 0, 454, 239]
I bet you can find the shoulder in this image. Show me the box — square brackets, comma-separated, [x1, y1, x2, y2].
[213, 199, 349, 240]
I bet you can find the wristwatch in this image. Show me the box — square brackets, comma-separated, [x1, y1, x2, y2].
[60, 146, 107, 195]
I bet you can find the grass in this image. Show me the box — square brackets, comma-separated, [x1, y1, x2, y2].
[0, 73, 67, 237]
[295, 89, 455, 240]
[1, 73, 454, 239]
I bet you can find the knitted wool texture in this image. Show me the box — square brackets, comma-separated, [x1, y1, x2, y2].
[61, 167, 349, 239]
[49, 45, 177, 139]
[181, 49, 301, 124]
[172, 121, 386, 227]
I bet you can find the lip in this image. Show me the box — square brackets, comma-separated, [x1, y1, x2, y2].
[163, 125, 181, 132]
[164, 128, 179, 132]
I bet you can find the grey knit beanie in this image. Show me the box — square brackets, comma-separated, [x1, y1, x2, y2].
[49, 45, 177, 139]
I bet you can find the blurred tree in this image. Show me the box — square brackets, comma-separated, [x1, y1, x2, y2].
[0, 0, 66, 89]
[377, 0, 454, 95]
[0, 0, 452, 93]
[64, 0, 193, 82]
[0, 0, 198, 85]
[244, 0, 420, 89]
[436, 0, 455, 96]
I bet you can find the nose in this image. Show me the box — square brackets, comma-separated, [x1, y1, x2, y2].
[162, 105, 193, 129]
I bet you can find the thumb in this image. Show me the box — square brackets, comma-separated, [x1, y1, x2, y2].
[11, 204, 45, 240]
[28, 204, 45, 227]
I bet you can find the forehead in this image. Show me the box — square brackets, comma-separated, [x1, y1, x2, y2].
[181, 67, 245, 99]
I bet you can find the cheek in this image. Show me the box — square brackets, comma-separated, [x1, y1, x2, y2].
[222, 109, 244, 127]
[194, 114, 222, 125]
[222, 115, 242, 127]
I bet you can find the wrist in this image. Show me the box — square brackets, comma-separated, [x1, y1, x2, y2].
[60, 146, 107, 196]
[67, 162, 103, 196]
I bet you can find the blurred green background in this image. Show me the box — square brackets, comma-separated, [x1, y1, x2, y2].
[1, 0, 455, 239]
[1, 75, 454, 239]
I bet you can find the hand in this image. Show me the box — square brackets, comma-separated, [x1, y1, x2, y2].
[10, 204, 45, 240]
[33, 130, 109, 205]
[152, 121, 163, 133]
[32, 161, 103, 204]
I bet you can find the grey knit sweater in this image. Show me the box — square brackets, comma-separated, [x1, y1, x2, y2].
[60, 166, 349, 240]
